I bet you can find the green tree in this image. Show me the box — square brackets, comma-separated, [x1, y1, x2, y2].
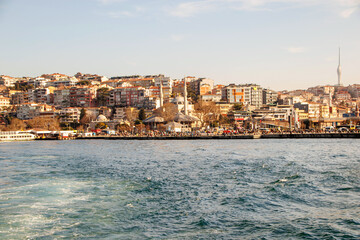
[97, 88, 110, 106]
[187, 87, 199, 102]
[80, 108, 86, 120]
[232, 103, 243, 111]
[77, 80, 91, 86]
[138, 108, 146, 121]
[95, 122, 107, 129]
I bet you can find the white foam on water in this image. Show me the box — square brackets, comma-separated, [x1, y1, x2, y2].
[0, 178, 94, 239]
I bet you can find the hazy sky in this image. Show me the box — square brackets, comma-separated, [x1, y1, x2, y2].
[0, 0, 359, 90]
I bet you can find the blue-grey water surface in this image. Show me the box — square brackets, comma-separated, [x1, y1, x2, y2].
[0, 139, 359, 239]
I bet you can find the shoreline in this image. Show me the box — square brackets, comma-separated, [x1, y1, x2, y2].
[34, 132, 360, 140]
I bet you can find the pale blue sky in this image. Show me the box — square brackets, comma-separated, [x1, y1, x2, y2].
[0, 0, 359, 90]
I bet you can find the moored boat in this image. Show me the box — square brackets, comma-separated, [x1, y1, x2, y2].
[0, 131, 36, 141]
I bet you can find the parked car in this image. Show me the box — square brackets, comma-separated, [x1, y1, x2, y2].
[324, 126, 335, 132]
[338, 127, 349, 132]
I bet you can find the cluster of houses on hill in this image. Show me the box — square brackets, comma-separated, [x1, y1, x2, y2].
[0, 72, 359, 132]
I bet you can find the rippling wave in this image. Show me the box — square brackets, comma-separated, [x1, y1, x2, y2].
[0, 139, 359, 239]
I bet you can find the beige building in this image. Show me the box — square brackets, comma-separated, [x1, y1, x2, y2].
[0, 96, 11, 109]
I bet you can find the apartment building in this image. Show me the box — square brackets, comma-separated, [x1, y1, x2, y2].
[108, 86, 147, 107]
[263, 89, 278, 105]
[58, 107, 80, 123]
[16, 103, 54, 120]
[53, 88, 71, 107]
[30, 88, 51, 104]
[69, 87, 97, 108]
[154, 75, 173, 89]
[0, 76, 17, 87]
[0, 96, 11, 109]
[11, 92, 31, 105]
[222, 84, 264, 108]
[189, 78, 214, 95]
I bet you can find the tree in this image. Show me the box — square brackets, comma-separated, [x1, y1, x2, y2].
[153, 103, 178, 122]
[77, 80, 91, 86]
[138, 108, 146, 121]
[80, 108, 86, 120]
[95, 122, 107, 129]
[115, 123, 131, 132]
[232, 103, 243, 111]
[10, 82, 34, 91]
[219, 115, 233, 126]
[96, 87, 110, 106]
[125, 108, 138, 125]
[80, 112, 96, 126]
[8, 118, 27, 131]
[187, 87, 199, 102]
[77, 125, 84, 132]
[27, 117, 60, 130]
[194, 101, 220, 127]
[135, 123, 145, 133]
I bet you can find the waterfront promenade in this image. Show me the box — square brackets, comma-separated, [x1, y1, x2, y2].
[72, 132, 360, 140]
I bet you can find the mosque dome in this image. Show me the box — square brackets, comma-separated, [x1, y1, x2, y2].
[96, 114, 108, 122]
[171, 96, 185, 105]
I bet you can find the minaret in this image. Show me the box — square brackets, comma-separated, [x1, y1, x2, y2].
[337, 47, 342, 86]
[159, 81, 164, 108]
[183, 79, 188, 115]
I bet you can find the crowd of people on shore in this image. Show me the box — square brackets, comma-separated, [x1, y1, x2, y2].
[77, 127, 359, 138]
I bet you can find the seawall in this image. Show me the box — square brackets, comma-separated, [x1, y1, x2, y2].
[72, 133, 360, 140]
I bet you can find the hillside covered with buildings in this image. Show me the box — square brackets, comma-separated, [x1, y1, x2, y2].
[1, 72, 359, 133]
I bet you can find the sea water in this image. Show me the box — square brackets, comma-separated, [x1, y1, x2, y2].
[0, 139, 359, 239]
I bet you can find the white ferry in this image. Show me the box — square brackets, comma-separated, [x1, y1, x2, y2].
[0, 131, 36, 141]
